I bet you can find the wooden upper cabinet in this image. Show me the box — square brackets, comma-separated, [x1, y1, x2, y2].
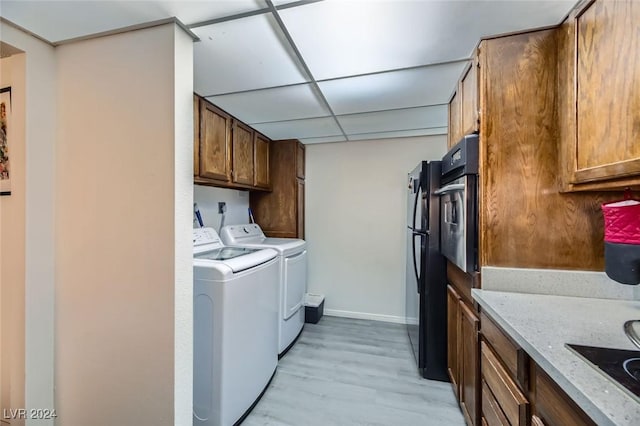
[194, 95, 271, 191]
[559, 0, 640, 190]
[449, 53, 480, 150]
[199, 100, 231, 182]
[448, 90, 462, 149]
[194, 95, 200, 177]
[254, 133, 270, 189]
[460, 58, 480, 136]
[231, 120, 254, 186]
[296, 142, 305, 179]
[250, 140, 305, 239]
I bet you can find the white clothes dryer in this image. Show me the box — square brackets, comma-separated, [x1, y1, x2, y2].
[220, 224, 307, 356]
[192, 228, 279, 426]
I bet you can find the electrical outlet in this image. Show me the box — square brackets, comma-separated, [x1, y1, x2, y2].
[218, 202, 226, 214]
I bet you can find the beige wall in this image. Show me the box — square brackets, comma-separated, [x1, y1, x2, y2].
[0, 52, 27, 425]
[305, 136, 447, 322]
[55, 24, 192, 426]
[0, 21, 57, 426]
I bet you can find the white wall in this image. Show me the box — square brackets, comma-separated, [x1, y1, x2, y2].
[194, 185, 250, 230]
[172, 25, 194, 426]
[305, 136, 447, 323]
[55, 24, 192, 426]
[0, 22, 57, 425]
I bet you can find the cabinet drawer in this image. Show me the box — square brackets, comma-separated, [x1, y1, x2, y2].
[482, 380, 509, 426]
[481, 341, 529, 425]
[481, 311, 528, 388]
[534, 364, 595, 426]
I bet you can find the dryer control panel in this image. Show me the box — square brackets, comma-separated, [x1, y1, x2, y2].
[220, 224, 264, 243]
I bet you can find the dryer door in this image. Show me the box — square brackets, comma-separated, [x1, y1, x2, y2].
[283, 250, 307, 320]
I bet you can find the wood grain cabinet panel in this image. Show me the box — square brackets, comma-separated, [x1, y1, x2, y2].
[480, 312, 528, 390]
[194, 95, 271, 191]
[231, 120, 254, 186]
[482, 380, 510, 426]
[250, 140, 305, 239]
[194, 95, 200, 177]
[533, 364, 596, 426]
[447, 285, 461, 398]
[296, 142, 305, 179]
[199, 100, 231, 182]
[461, 59, 479, 136]
[448, 90, 462, 149]
[253, 133, 270, 189]
[460, 301, 480, 426]
[481, 342, 529, 426]
[574, 0, 640, 183]
[557, 0, 640, 190]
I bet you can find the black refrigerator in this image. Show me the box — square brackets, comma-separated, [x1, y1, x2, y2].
[405, 161, 448, 381]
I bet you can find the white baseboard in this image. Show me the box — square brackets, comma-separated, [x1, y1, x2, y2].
[323, 309, 406, 324]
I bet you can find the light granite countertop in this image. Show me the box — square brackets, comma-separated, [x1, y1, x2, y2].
[472, 289, 640, 426]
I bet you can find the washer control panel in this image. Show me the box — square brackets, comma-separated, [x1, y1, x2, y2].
[193, 227, 221, 246]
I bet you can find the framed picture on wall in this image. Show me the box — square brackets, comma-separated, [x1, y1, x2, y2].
[1, 86, 11, 196]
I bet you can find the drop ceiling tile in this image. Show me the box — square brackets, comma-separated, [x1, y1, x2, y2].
[318, 62, 468, 115]
[279, 0, 577, 80]
[252, 117, 341, 140]
[0, 1, 267, 43]
[338, 106, 448, 135]
[348, 127, 448, 141]
[193, 13, 309, 95]
[207, 84, 329, 124]
[299, 135, 347, 145]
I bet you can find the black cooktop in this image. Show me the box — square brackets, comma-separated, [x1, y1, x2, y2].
[567, 343, 640, 401]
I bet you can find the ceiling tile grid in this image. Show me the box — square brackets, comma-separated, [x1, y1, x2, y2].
[0, 0, 580, 144]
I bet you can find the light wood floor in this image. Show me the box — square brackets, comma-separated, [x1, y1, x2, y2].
[243, 316, 465, 426]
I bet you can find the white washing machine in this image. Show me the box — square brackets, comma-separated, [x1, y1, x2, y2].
[192, 227, 279, 426]
[220, 224, 307, 356]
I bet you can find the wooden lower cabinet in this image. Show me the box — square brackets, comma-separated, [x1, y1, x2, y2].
[479, 312, 596, 426]
[447, 286, 461, 398]
[460, 301, 480, 426]
[448, 283, 480, 426]
[532, 363, 595, 426]
[481, 341, 529, 425]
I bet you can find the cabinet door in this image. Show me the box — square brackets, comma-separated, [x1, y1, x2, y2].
[573, 0, 640, 184]
[533, 363, 595, 426]
[194, 95, 200, 177]
[461, 58, 479, 136]
[460, 300, 480, 426]
[447, 285, 461, 397]
[200, 101, 231, 181]
[296, 142, 305, 180]
[254, 133, 270, 189]
[448, 90, 462, 149]
[231, 120, 254, 186]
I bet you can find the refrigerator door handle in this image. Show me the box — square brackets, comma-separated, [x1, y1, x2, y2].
[412, 232, 422, 293]
[412, 175, 420, 230]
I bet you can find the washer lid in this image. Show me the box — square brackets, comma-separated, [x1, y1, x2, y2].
[194, 247, 277, 273]
[195, 247, 262, 261]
